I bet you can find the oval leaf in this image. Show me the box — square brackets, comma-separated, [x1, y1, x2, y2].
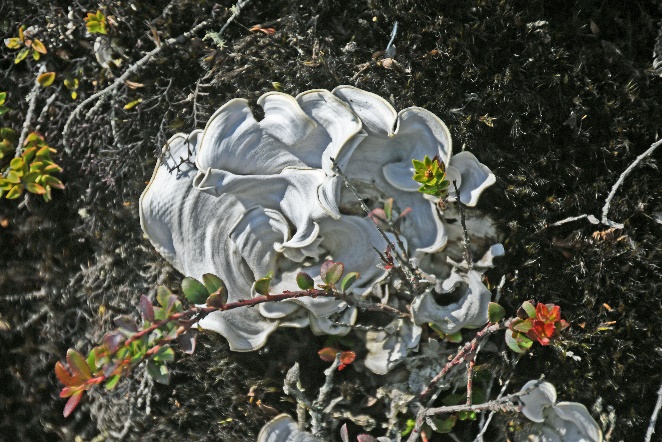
[105, 374, 121, 390]
[139, 295, 154, 322]
[296, 272, 315, 290]
[31, 39, 47, 54]
[202, 273, 224, 294]
[487, 302, 506, 323]
[182, 277, 208, 304]
[156, 286, 172, 308]
[37, 72, 56, 87]
[177, 329, 197, 354]
[55, 361, 75, 387]
[66, 349, 92, 380]
[63, 390, 83, 418]
[318, 347, 340, 362]
[254, 274, 272, 296]
[146, 360, 169, 385]
[521, 301, 536, 318]
[340, 272, 360, 292]
[320, 260, 344, 286]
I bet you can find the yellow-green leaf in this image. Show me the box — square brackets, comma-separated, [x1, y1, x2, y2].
[71, 91, 78, 100]
[64, 78, 79, 90]
[15, 47, 29, 64]
[4, 37, 21, 49]
[32, 50, 40, 61]
[7, 171, 21, 184]
[0, 92, 6, 105]
[27, 182, 46, 194]
[10, 157, 24, 170]
[37, 72, 56, 87]
[123, 98, 142, 110]
[6, 184, 24, 199]
[31, 39, 47, 54]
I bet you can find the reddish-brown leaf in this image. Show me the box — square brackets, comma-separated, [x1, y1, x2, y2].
[55, 361, 75, 387]
[318, 347, 340, 362]
[63, 390, 83, 418]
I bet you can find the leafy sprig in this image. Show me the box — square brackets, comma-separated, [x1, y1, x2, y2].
[55, 263, 362, 417]
[411, 155, 450, 198]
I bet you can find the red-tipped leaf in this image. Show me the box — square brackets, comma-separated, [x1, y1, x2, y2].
[63, 390, 83, 418]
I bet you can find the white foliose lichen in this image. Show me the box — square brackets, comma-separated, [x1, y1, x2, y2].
[140, 86, 499, 373]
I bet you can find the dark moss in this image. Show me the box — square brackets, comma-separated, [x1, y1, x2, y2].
[1, 0, 660, 440]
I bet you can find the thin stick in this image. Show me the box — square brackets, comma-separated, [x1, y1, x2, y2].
[645, 380, 662, 442]
[452, 180, 473, 269]
[419, 320, 510, 401]
[16, 65, 47, 156]
[601, 138, 662, 228]
[330, 158, 419, 292]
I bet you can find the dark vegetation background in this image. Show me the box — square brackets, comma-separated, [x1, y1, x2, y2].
[1, 0, 660, 440]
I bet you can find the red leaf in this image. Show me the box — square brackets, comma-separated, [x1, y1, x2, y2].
[63, 391, 83, 418]
[60, 386, 79, 398]
[55, 361, 75, 387]
[318, 347, 339, 362]
[140, 295, 154, 322]
[340, 350, 356, 366]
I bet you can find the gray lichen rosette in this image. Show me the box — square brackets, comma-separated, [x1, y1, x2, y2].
[140, 86, 498, 372]
[515, 381, 603, 442]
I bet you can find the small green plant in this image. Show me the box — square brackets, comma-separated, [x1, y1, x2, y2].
[84, 10, 108, 35]
[0, 133, 64, 201]
[4, 25, 47, 63]
[412, 155, 450, 198]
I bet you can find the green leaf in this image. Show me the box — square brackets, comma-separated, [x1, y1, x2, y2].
[254, 273, 272, 296]
[146, 360, 169, 385]
[383, 198, 393, 220]
[0, 92, 6, 105]
[505, 329, 532, 353]
[401, 419, 416, 437]
[521, 301, 536, 318]
[153, 346, 175, 362]
[86, 349, 97, 373]
[488, 302, 506, 323]
[513, 320, 533, 333]
[296, 272, 315, 290]
[444, 331, 463, 343]
[202, 273, 224, 294]
[320, 260, 344, 286]
[0, 106, 9, 116]
[66, 349, 92, 381]
[181, 277, 208, 304]
[340, 272, 359, 292]
[156, 286, 172, 308]
[105, 374, 121, 390]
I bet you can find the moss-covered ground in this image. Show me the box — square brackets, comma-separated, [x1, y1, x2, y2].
[1, 0, 660, 440]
